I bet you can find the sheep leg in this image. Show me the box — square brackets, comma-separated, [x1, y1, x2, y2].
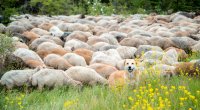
[38, 84, 44, 91]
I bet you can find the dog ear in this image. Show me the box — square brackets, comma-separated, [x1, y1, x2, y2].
[124, 59, 126, 66]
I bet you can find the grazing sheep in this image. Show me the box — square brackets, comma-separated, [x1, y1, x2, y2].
[152, 64, 176, 78]
[91, 49, 122, 67]
[134, 45, 163, 58]
[162, 49, 179, 66]
[116, 46, 137, 59]
[64, 39, 91, 51]
[13, 41, 29, 49]
[22, 31, 40, 43]
[31, 69, 82, 90]
[30, 28, 50, 36]
[89, 63, 118, 79]
[49, 25, 65, 37]
[13, 48, 46, 68]
[120, 37, 149, 48]
[148, 37, 176, 49]
[142, 51, 164, 60]
[65, 31, 92, 42]
[44, 54, 72, 70]
[170, 37, 198, 52]
[164, 47, 188, 60]
[99, 33, 119, 45]
[29, 38, 55, 50]
[99, 45, 118, 51]
[140, 59, 161, 68]
[191, 42, 200, 52]
[63, 53, 87, 66]
[92, 42, 110, 51]
[65, 66, 108, 85]
[0, 68, 40, 89]
[6, 25, 26, 34]
[37, 42, 68, 58]
[87, 37, 109, 45]
[41, 35, 64, 46]
[73, 48, 93, 65]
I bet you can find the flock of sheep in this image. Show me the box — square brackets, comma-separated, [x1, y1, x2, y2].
[0, 12, 200, 90]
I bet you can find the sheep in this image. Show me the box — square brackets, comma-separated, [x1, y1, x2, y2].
[120, 37, 149, 48]
[41, 35, 64, 46]
[148, 37, 176, 49]
[92, 42, 110, 51]
[31, 69, 82, 90]
[87, 37, 109, 45]
[49, 25, 65, 37]
[29, 38, 56, 50]
[73, 48, 93, 65]
[30, 28, 50, 36]
[44, 54, 72, 70]
[152, 64, 176, 78]
[0, 68, 40, 89]
[134, 45, 163, 58]
[22, 31, 40, 43]
[99, 45, 118, 51]
[65, 31, 92, 42]
[64, 39, 91, 51]
[62, 53, 87, 66]
[164, 47, 188, 60]
[170, 37, 198, 52]
[116, 46, 137, 59]
[37, 42, 69, 58]
[13, 41, 29, 49]
[89, 63, 118, 79]
[99, 33, 119, 45]
[13, 48, 46, 68]
[65, 66, 108, 85]
[6, 25, 26, 34]
[142, 51, 164, 60]
[90, 49, 122, 67]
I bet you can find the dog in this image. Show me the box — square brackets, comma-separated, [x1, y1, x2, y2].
[108, 59, 141, 88]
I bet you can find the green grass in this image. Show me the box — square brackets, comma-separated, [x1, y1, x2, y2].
[0, 75, 199, 110]
[0, 53, 199, 110]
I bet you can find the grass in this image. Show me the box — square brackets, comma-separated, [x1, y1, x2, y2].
[0, 53, 199, 110]
[0, 76, 199, 110]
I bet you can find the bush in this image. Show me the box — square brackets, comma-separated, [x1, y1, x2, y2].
[0, 34, 14, 74]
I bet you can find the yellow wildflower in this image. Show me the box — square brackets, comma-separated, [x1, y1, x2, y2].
[147, 106, 153, 110]
[188, 108, 192, 110]
[128, 96, 134, 101]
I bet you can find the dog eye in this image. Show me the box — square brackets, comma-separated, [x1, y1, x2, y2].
[132, 63, 134, 64]
[126, 63, 129, 64]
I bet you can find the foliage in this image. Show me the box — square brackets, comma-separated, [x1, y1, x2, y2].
[0, 34, 13, 56]
[0, 0, 200, 24]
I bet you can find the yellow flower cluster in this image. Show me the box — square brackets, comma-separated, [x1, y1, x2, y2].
[124, 84, 199, 110]
[63, 99, 79, 108]
[4, 93, 25, 110]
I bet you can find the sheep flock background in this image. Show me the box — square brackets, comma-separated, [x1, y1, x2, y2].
[0, 12, 200, 110]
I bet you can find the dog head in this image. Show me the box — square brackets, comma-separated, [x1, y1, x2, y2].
[124, 59, 137, 73]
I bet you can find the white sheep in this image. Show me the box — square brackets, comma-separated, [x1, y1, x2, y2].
[65, 66, 108, 86]
[62, 53, 87, 66]
[0, 68, 40, 89]
[13, 48, 46, 68]
[31, 69, 82, 90]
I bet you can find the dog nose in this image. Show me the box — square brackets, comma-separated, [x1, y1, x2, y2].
[128, 66, 131, 69]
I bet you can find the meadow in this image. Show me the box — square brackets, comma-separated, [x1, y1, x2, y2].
[0, 53, 199, 110]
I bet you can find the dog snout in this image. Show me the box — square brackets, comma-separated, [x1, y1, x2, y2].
[128, 66, 131, 69]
